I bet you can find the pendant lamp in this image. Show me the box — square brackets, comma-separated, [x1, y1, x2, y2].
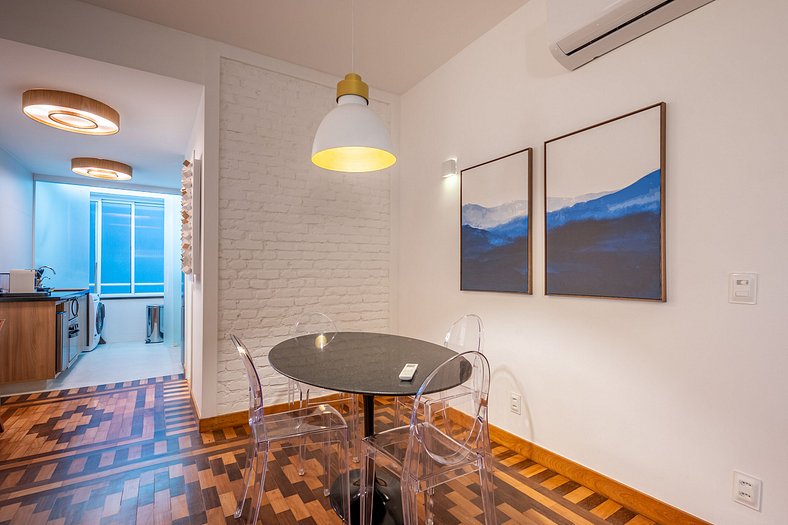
[311, 2, 396, 172]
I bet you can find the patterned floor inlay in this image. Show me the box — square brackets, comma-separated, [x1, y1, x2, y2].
[0, 375, 656, 524]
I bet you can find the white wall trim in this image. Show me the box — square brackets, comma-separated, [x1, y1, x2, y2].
[33, 174, 182, 195]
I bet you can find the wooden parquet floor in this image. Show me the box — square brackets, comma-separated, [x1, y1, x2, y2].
[0, 375, 657, 525]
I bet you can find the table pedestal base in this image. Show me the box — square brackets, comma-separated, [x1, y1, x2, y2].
[330, 469, 403, 525]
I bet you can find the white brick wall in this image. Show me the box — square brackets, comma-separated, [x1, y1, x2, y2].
[217, 58, 392, 414]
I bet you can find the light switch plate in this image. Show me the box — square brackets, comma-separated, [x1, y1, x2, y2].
[729, 273, 757, 305]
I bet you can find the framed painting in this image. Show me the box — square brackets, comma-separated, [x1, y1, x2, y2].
[461, 148, 533, 294]
[544, 103, 666, 301]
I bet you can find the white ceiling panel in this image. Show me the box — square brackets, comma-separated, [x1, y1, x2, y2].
[77, 0, 528, 94]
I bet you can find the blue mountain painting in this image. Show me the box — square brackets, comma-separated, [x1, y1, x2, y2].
[546, 169, 662, 299]
[462, 201, 529, 293]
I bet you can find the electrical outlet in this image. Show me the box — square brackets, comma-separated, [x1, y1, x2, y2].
[509, 392, 522, 415]
[733, 471, 762, 511]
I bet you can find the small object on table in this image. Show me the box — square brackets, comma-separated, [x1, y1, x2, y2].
[398, 363, 418, 381]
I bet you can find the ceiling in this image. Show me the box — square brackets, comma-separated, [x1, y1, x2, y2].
[0, 1, 528, 188]
[0, 38, 203, 188]
[78, 0, 528, 94]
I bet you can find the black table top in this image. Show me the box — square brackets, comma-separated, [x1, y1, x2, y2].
[269, 332, 469, 396]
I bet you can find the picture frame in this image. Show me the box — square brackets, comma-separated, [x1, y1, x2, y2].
[544, 103, 666, 301]
[460, 147, 533, 294]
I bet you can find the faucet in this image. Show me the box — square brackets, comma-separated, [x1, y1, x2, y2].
[35, 266, 56, 290]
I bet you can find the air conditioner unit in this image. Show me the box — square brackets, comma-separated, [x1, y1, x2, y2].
[548, 0, 714, 70]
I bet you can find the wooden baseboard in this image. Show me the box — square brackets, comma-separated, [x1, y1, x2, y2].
[445, 408, 709, 525]
[187, 378, 201, 420]
[198, 393, 347, 433]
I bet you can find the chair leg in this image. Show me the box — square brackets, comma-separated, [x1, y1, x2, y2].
[249, 443, 270, 525]
[421, 424, 435, 525]
[401, 480, 419, 525]
[287, 379, 296, 409]
[295, 386, 309, 476]
[478, 454, 498, 525]
[322, 435, 332, 497]
[359, 447, 376, 525]
[234, 442, 257, 519]
[350, 395, 360, 463]
[424, 487, 435, 525]
[339, 429, 352, 523]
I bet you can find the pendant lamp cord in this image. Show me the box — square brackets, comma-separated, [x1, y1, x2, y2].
[351, 0, 355, 72]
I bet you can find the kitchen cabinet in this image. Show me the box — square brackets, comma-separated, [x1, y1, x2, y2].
[0, 301, 55, 382]
[0, 290, 88, 383]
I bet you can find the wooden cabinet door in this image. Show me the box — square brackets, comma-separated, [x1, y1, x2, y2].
[0, 302, 56, 383]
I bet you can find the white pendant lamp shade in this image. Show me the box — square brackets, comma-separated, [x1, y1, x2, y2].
[312, 74, 396, 173]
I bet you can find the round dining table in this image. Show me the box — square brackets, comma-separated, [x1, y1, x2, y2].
[269, 331, 469, 525]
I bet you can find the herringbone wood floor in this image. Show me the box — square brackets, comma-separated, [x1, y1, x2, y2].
[0, 375, 656, 524]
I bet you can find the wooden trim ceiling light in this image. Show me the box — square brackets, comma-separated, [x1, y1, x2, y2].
[71, 157, 133, 181]
[22, 89, 120, 135]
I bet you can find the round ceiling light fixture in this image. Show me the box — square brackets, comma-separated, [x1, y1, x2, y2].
[22, 89, 120, 135]
[71, 157, 132, 181]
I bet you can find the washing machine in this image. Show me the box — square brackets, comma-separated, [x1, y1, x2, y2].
[86, 293, 105, 351]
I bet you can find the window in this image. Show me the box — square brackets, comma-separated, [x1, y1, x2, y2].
[89, 195, 165, 295]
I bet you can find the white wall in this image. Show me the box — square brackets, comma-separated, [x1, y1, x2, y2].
[216, 58, 393, 413]
[397, 1, 788, 524]
[162, 194, 183, 349]
[33, 181, 90, 289]
[101, 297, 164, 343]
[0, 147, 33, 272]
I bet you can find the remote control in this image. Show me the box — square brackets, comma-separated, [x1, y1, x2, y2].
[399, 363, 418, 381]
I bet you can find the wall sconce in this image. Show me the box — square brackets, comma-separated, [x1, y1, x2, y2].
[442, 158, 458, 178]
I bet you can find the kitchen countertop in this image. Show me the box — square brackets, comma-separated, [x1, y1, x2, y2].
[0, 289, 89, 303]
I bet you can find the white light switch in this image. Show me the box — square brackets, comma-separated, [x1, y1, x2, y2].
[733, 471, 762, 511]
[729, 273, 758, 305]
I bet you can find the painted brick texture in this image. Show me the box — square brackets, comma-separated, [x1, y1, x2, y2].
[217, 58, 392, 414]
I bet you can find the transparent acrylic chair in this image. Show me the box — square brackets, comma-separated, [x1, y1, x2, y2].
[230, 335, 352, 524]
[288, 312, 361, 469]
[394, 314, 484, 425]
[359, 351, 497, 525]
